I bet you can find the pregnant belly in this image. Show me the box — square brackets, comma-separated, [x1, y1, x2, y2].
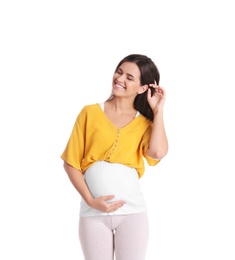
[84, 161, 142, 202]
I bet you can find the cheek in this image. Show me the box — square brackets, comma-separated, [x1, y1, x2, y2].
[129, 85, 141, 95]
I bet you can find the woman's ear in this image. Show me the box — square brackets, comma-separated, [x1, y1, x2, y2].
[137, 84, 149, 94]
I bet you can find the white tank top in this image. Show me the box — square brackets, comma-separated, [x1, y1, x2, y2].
[80, 161, 147, 216]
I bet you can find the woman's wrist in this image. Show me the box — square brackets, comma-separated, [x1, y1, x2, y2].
[153, 108, 164, 118]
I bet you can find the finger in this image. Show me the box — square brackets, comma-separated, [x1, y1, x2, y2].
[107, 201, 126, 212]
[149, 83, 157, 89]
[108, 200, 126, 206]
[156, 86, 165, 94]
[157, 86, 165, 92]
[156, 87, 163, 94]
[147, 87, 152, 99]
[107, 201, 126, 211]
[103, 195, 115, 201]
[150, 80, 159, 87]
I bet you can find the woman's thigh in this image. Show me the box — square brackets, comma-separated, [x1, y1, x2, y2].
[79, 216, 114, 260]
[114, 212, 149, 260]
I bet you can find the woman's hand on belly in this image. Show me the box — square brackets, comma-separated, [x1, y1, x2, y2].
[87, 195, 126, 213]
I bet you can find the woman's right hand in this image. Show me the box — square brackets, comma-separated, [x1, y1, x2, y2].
[88, 195, 126, 213]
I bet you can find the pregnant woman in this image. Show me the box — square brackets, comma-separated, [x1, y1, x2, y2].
[61, 54, 168, 260]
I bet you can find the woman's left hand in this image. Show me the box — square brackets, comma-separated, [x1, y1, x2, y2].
[147, 81, 166, 114]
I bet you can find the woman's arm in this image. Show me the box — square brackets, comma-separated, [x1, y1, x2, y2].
[63, 161, 125, 212]
[147, 109, 168, 159]
[146, 84, 168, 159]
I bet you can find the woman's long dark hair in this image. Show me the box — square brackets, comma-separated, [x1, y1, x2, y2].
[108, 54, 160, 121]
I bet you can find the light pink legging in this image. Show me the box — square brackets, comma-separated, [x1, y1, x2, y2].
[79, 212, 149, 260]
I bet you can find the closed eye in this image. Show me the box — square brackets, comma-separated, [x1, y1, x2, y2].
[116, 68, 134, 80]
[116, 68, 122, 74]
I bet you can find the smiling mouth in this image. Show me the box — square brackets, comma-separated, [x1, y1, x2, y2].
[114, 82, 126, 89]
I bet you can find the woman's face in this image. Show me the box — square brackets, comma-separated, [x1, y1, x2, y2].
[112, 62, 146, 98]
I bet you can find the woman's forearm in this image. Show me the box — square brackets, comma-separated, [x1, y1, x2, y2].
[63, 161, 93, 205]
[147, 109, 168, 159]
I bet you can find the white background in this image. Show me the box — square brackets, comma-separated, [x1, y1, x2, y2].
[1, 0, 235, 259]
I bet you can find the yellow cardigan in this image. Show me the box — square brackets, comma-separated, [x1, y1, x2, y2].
[61, 103, 160, 178]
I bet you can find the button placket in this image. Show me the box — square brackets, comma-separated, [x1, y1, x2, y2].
[107, 129, 120, 161]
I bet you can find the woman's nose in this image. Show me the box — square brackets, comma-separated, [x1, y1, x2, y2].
[116, 74, 125, 82]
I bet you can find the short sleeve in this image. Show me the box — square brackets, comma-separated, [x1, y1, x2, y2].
[61, 108, 86, 171]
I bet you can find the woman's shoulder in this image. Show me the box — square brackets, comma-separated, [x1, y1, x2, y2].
[81, 103, 101, 112]
[77, 103, 103, 119]
[131, 113, 153, 132]
[137, 113, 152, 124]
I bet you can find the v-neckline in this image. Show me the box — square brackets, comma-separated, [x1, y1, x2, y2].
[97, 103, 140, 130]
